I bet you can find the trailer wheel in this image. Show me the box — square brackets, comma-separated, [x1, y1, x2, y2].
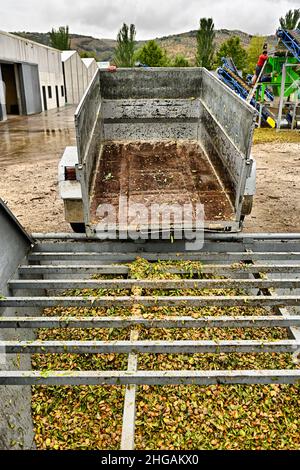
[241, 195, 253, 216]
[70, 223, 85, 233]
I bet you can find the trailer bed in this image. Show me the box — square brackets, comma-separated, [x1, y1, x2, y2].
[90, 141, 235, 228]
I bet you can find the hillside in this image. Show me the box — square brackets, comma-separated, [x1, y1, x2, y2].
[12, 29, 277, 63]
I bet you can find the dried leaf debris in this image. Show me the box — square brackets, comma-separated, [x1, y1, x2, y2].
[32, 258, 300, 450]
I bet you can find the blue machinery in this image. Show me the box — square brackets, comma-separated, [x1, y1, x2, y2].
[276, 28, 300, 62]
[217, 28, 300, 129]
[217, 58, 276, 128]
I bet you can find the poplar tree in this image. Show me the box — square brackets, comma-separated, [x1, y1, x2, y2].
[49, 26, 71, 50]
[114, 23, 136, 67]
[196, 18, 215, 70]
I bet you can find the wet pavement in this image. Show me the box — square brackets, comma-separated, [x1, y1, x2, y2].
[0, 106, 76, 167]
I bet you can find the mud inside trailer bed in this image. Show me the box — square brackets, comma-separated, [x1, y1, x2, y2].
[90, 141, 235, 228]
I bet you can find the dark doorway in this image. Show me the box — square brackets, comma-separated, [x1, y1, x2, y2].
[55, 85, 59, 108]
[1, 63, 19, 114]
[42, 86, 47, 111]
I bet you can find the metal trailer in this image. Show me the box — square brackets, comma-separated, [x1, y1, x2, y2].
[58, 67, 257, 236]
[1, 198, 300, 449]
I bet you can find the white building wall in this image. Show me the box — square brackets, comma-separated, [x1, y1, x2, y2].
[0, 65, 7, 120]
[88, 64, 97, 83]
[83, 58, 98, 88]
[0, 31, 65, 112]
[82, 60, 89, 92]
[62, 52, 97, 105]
[62, 59, 73, 104]
[0, 31, 98, 120]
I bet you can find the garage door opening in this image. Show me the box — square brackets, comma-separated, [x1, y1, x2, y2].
[1, 63, 20, 115]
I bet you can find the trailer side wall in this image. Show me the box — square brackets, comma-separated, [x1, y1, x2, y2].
[0, 200, 35, 449]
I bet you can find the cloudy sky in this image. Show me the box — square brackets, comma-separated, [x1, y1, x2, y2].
[0, 0, 299, 39]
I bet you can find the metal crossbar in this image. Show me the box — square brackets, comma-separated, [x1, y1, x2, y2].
[1, 370, 300, 386]
[8, 278, 300, 289]
[1, 339, 299, 354]
[2, 295, 300, 307]
[1, 233, 300, 450]
[16, 264, 300, 275]
[121, 329, 139, 450]
[28, 251, 300, 261]
[1, 315, 300, 328]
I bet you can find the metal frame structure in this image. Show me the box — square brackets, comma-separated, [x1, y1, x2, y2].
[275, 28, 300, 130]
[276, 29, 300, 61]
[217, 58, 276, 128]
[277, 63, 300, 130]
[218, 28, 300, 129]
[0, 232, 300, 449]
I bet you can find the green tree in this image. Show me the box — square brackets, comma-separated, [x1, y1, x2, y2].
[216, 36, 247, 71]
[173, 54, 190, 67]
[79, 51, 98, 60]
[114, 23, 136, 67]
[246, 36, 266, 74]
[196, 18, 215, 69]
[135, 40, 170, 67]
[49, 26, 70, 50]
[279, 9, 300, 29]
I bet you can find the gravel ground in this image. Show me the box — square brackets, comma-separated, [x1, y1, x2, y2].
[1, 111, 299, 233]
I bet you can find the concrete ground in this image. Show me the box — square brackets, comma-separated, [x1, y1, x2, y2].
[0, 107, 299, 234]
[0, 106, 76, 233]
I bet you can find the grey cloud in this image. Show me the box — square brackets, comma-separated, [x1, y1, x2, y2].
[0, 0, 299, 39]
